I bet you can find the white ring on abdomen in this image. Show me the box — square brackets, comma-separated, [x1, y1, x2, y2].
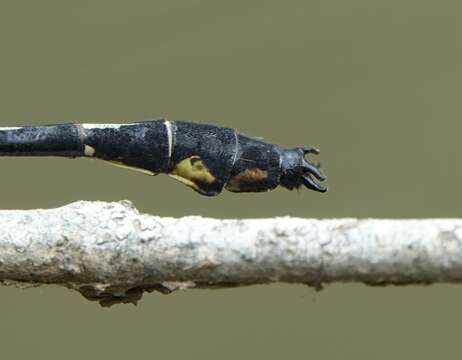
[164, 120, 173, 160]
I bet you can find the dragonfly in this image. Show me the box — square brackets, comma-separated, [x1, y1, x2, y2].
[0, 119, 327, 196]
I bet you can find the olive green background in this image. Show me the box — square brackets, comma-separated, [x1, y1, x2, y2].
[0, 0, 461, 358]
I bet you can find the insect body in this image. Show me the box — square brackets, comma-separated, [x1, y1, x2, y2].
[0, 120, 326, 196]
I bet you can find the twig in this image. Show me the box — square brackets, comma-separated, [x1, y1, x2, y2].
[0, 201, 460, 306]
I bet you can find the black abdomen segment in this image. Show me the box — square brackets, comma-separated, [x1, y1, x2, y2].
[225, 134, 281, 193]
[0, 124, 83, 157]
[169, 121, 237, 195]
[83, 121, 170, 174]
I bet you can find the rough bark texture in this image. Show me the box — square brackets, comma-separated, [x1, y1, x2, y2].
[0, 201, 461, 306]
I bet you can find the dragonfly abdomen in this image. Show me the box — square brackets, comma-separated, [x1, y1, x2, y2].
[0, 119, 327, 196]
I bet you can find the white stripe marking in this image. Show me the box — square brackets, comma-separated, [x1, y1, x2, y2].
[165, 120, 173, 159]
[81, 123, 134, 130]
[0, 127, 22, 131]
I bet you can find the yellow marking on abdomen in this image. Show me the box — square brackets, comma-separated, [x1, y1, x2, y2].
[84, 145, 96, 156]
[169, 156, 215, 191]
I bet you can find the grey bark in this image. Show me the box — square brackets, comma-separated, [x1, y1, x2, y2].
[0, 201, 461, 306]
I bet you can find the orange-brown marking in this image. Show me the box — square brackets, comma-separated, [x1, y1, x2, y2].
[226, 168, 268, 191]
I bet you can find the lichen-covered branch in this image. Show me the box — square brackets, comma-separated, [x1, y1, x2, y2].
[0, 201, 461, 306]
